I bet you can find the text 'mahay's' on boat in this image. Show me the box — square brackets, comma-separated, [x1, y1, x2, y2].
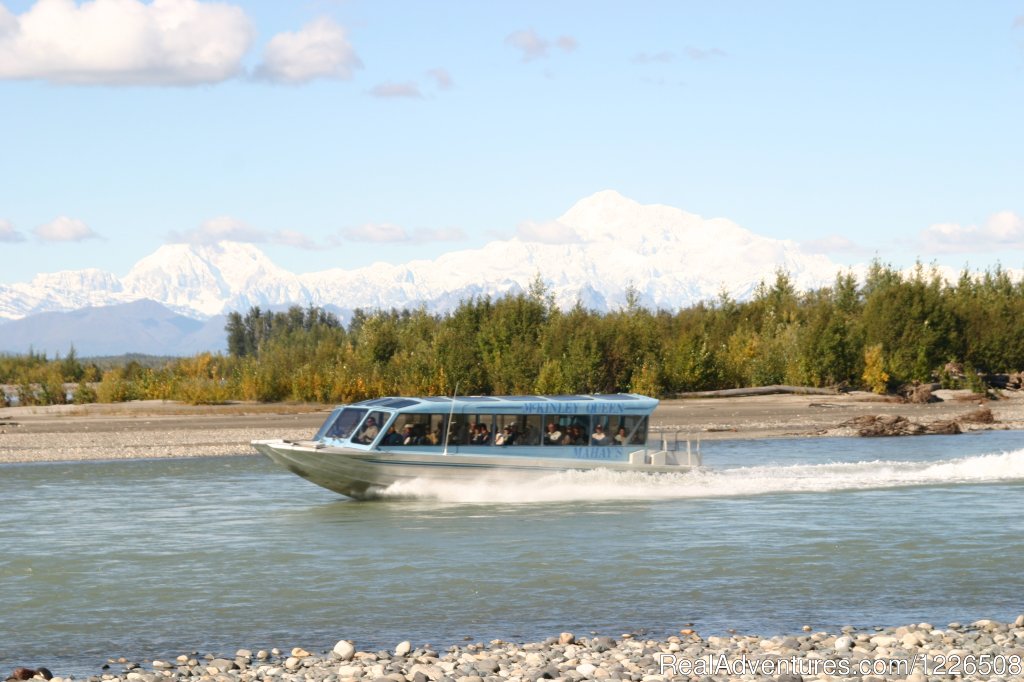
[252, 393, 702, 500]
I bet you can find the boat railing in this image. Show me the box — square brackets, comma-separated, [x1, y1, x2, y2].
[645, 427, 703, 467]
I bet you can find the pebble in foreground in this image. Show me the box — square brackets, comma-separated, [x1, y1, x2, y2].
[8, 616, 1024, 682]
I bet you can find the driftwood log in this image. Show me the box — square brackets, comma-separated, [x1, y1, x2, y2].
[838, 414, 962, 437]
[673, 384, 839, 399]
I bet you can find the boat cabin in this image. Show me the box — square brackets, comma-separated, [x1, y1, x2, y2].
[313, 394, 657, 454]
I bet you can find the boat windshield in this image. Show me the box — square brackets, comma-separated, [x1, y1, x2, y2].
[313, 407, 345, 440]
[352, 410, 389, 445]
[323, 408, 368, 440]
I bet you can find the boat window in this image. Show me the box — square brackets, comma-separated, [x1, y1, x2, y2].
[381, 398, 417, 409]
[445, 416, 474, 446]
[566, 416, 591, 446]
[392, 413, 449, 446]
[353, 410, 388, 445]
[377, 410, 647, 448]
[493, 414, 542, 446]
[519, 415, 542, 445]
[610, 415, 649, 446]
[313, 408, 345, 440]
[450, 414, 493, 446]
[589, 415, 613, 446]
[539, 415, 590, 446]
[355, 398, 391, 406]
[325, 408, 367, 440]
[542, 417, 567, 446]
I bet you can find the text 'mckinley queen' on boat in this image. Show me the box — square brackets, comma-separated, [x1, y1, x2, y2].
[252, 393, 702, 499]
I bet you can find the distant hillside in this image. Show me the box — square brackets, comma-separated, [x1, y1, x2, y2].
[0, 300, 227, 356]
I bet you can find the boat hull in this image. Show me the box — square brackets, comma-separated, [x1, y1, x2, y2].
[252, 439, 695, 499]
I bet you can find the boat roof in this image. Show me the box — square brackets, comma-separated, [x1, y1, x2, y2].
[348, 393, 658, 415]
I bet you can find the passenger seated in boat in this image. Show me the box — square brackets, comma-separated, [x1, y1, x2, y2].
[590, 424, 610, 446]
[447, 421, 468, 445]
[567, 424, 586, 445]
[614, 426, 628, 446]
[472, 423, 491, 445]
[495, 425, 512, 446]
[357, 417, 379, 444]
[401, 424, 417, 445]
[544, 422, 563, 445]
[381, 425, 402, 445]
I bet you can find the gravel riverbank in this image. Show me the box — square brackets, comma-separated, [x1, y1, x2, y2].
[11, 617, 1024, 682]
[4, 391, 1024, 464]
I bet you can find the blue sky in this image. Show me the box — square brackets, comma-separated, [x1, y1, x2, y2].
[1, 0, 1023, 284]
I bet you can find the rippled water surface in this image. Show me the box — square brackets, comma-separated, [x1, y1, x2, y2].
[3, 432, 1024, 677]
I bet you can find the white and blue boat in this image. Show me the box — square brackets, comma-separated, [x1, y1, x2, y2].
[253, 393, 701, 499]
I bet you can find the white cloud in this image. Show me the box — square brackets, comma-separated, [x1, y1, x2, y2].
[426, 67, 452, 90]
[167, 216, 319, 247]
[341, 223, 465, 243]
[516, 219, 580, 244]
[633, 47, 725, 65]
[415, 227, 465, 242]
[556, 35, 577, 53]
[343, 223, 407, 242]
[0, 219, 26, 242]
[34, 216, 99, 242]
[368, 81, 422, 98]
[632, 51, 675, 64]
[800, 234, 866, 255]
[0, 0, 254, 85]
[683, 46, 727, 60]
[168, 216, 265, 244]
[920, 211, 1024, 253]
[272, 229, 318, 250]
[505, 28, 577, 62]
[256, 16, 361, 84]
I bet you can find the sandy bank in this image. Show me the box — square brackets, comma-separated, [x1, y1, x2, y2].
[2, 391, 1024, 464]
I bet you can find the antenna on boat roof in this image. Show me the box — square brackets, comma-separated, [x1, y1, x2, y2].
[442, 382, 459, 456]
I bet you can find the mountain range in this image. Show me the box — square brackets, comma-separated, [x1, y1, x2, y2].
[0, 190, 852, 356]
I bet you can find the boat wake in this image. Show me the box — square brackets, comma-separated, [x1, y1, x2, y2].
[378, 448, 1024, 503]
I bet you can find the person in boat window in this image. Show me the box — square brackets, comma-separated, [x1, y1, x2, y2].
[566, 424, 586, 445]
[495, 425, 512, 446]
[544, 422, 563, 445]
[590, 423, 610, 446]
[358, 417, 379, 444]
[521, 421, 539, 445]
[614, 426, 629, 446]
[381, 425, 402, 446]
[401, 424, 417, 445]
[472, 423, 491, 445]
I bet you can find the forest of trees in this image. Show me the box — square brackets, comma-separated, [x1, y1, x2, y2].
[3, 262, 1023, 406]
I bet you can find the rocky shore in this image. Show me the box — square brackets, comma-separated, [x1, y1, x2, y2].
[10, 617, 1024, 682]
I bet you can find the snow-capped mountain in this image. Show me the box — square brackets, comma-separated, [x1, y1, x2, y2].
[0, 190, 849, 324]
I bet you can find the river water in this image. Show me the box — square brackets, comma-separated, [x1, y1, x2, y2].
[2, 432, 1023, 677]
